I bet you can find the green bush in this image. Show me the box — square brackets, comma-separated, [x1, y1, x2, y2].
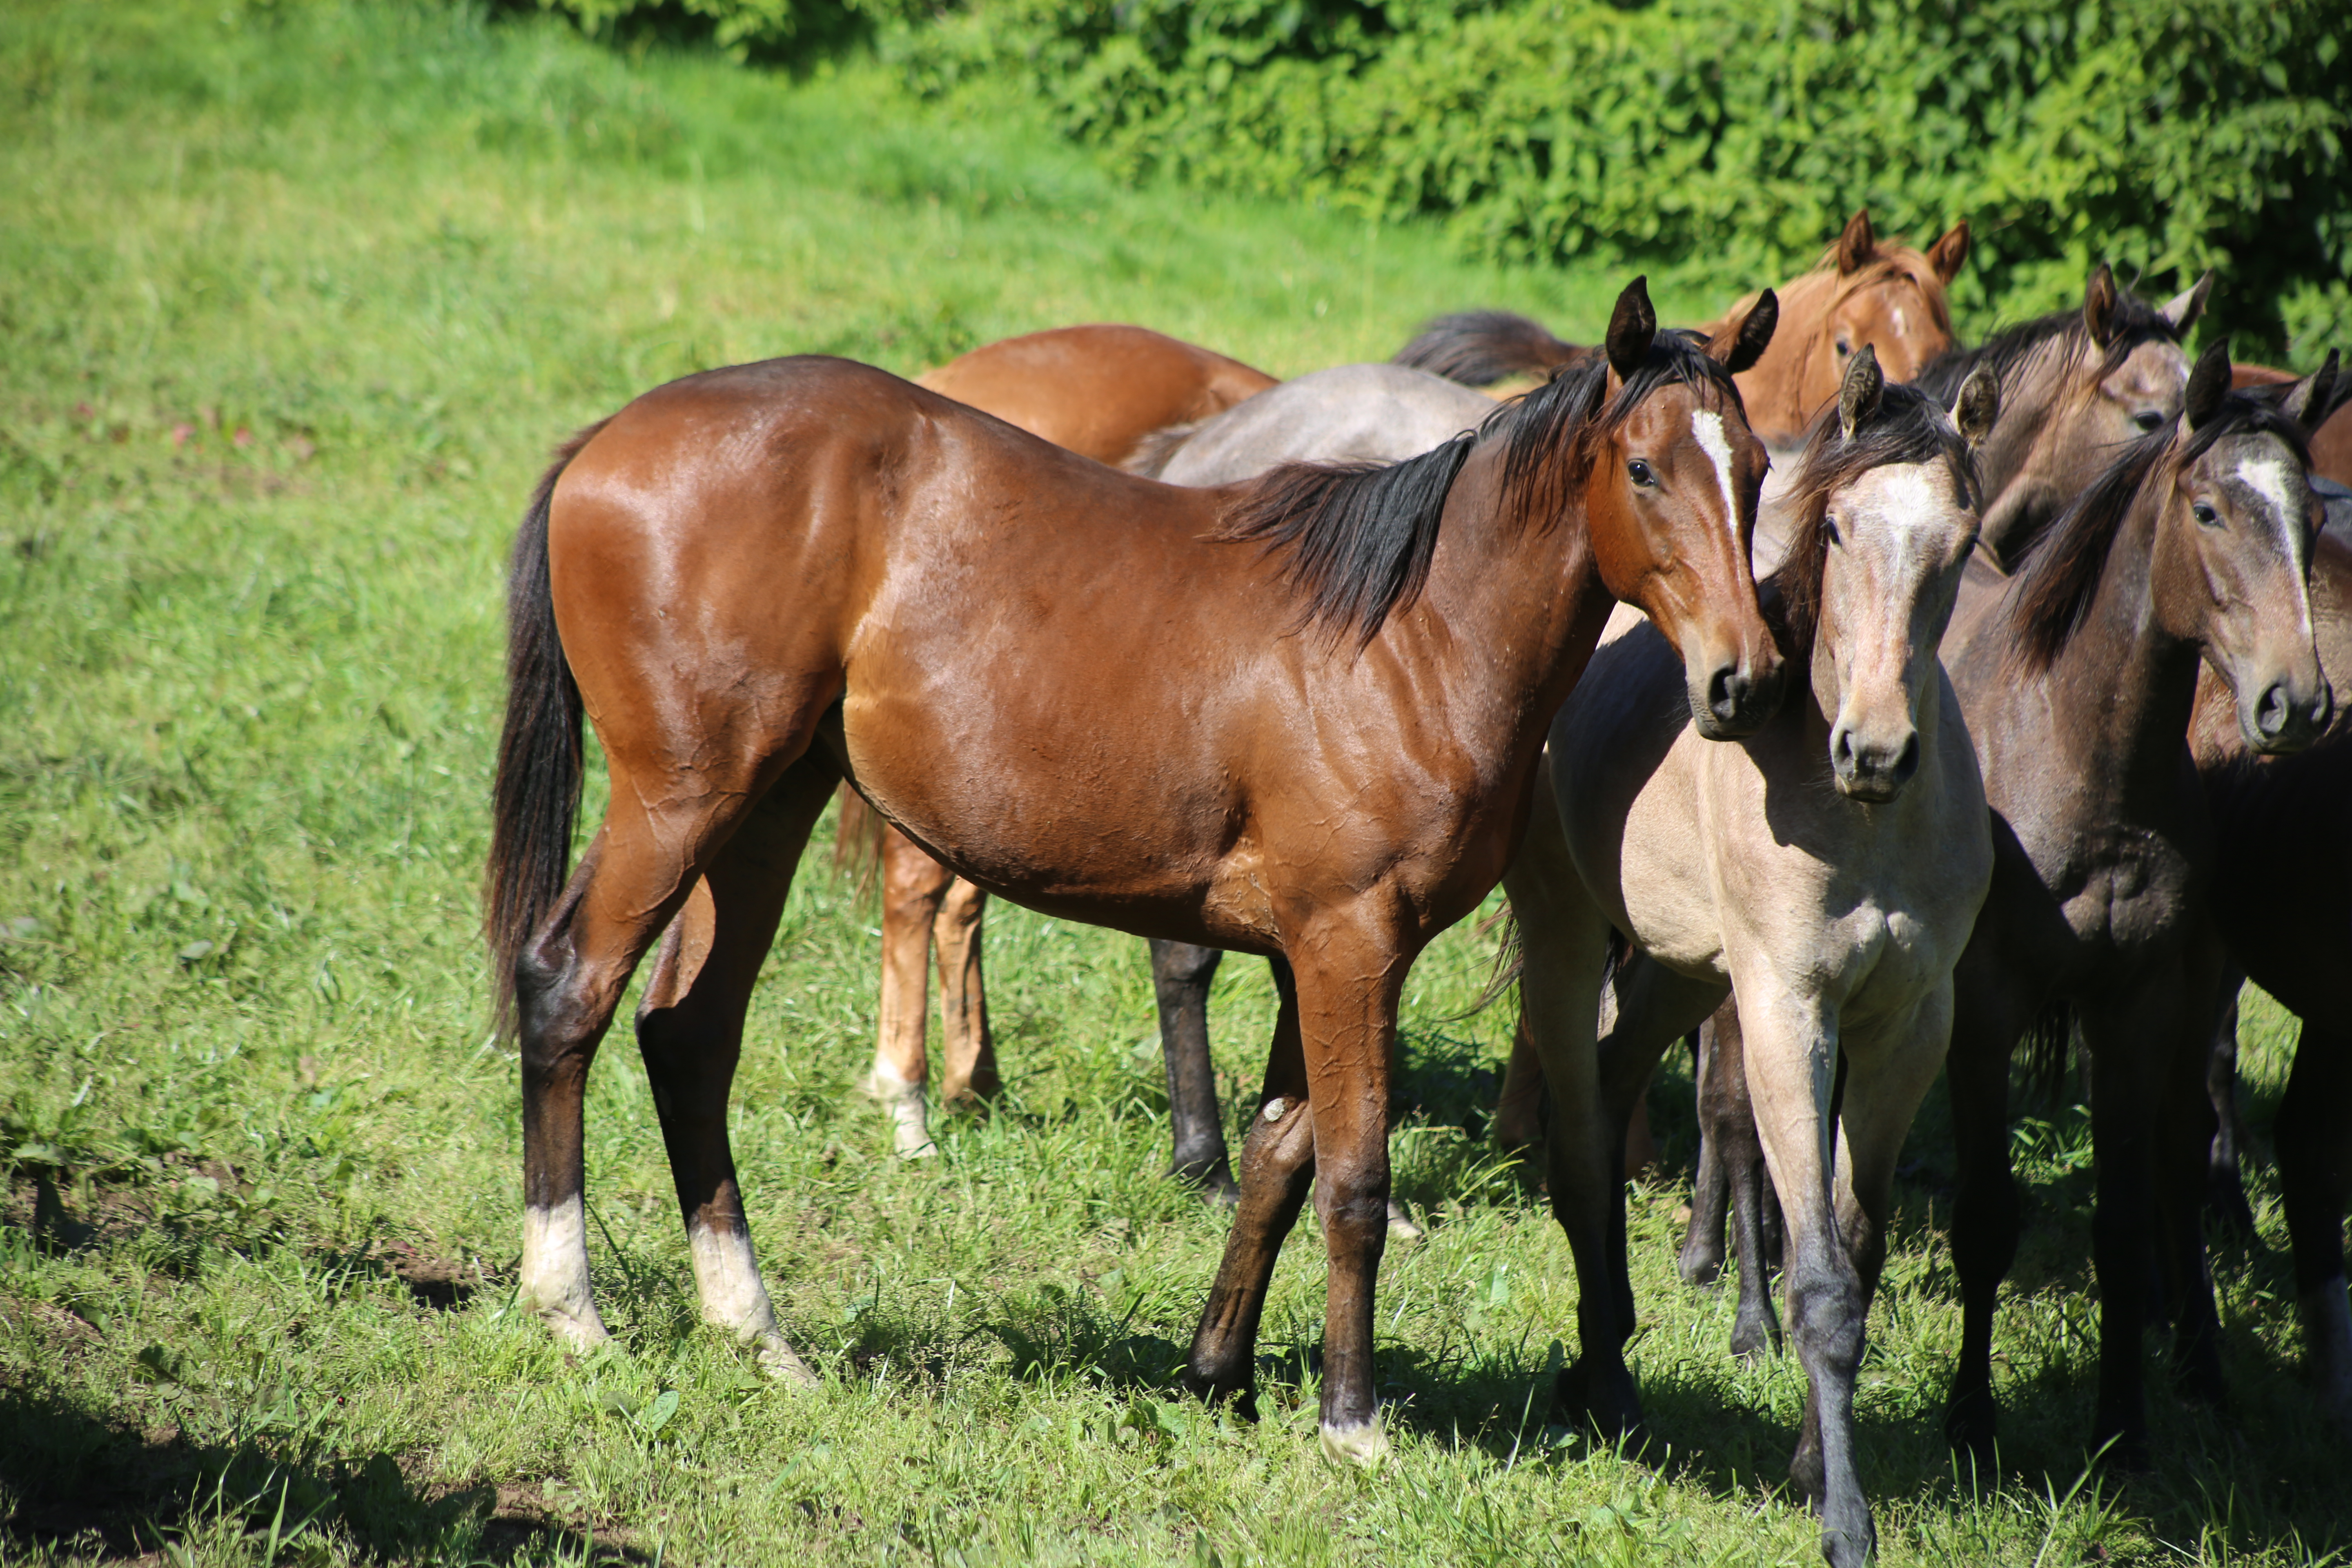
[897, 0, 2351, 354]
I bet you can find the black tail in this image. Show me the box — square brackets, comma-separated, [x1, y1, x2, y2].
[1394, 310, 1587, 388]
[484, 422, 607, 1036]
[2018, 998, 2077, 1107]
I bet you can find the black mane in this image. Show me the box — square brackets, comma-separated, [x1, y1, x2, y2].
[1392, 310, 1587, 388]
[1220, 332, 1743, 647]
[1916, 290, 2178, 403]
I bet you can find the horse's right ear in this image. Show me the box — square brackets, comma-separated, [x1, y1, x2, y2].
[1838, 344, 1883, 441]
[2183, 338, 2232, 432]
[2278, 350, 2339, 427]
[1713, 288, 1778, 375]
[1953, 365, 2000, 447]
[1926, 221, 1971, 285]
[2162, 270, 2215, 334]
[1605, 276, 1658, 378]
[1835, 209, 1875, 275]
[2084, 263, 2120, 348]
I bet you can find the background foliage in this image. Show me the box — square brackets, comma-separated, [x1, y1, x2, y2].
[578, 0, 2352, 356]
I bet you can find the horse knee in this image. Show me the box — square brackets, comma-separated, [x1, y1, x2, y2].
[1786, 1263, 1866, 1369]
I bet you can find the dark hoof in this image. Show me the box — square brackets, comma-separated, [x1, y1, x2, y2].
[1942, 1392, 1999, 1479]
[1789, 1438, 1826, 1507]
[1678, 1245, 1725, 1288]
[1172, 1156, 1240, 1207]
[1729, 1307, 1782, 1362]
[2206, 1172, 2258, 1244]
[1820, 1522, 1877, 1568]
[1181, 1367, 1257, 1421]
[1554, 1359, 1644, 1442]
[2091, 1426, 2151, 1474]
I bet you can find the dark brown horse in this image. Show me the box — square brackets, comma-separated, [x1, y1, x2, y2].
[1398, 209, 1971, 446]
[2185, 360, 2352, 1434]
[1935, 345, 2332, 1469]
[1915, 264, 2211, 568]
[485, 281, 1787, 1456]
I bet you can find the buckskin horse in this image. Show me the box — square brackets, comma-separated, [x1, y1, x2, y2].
[485, 281, 1786, 1464]
[1499, 354, 1999, 1566]
[1397, 208, 1972, 446]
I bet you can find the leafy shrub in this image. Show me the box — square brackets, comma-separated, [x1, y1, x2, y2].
[896, 0, 2350, 353]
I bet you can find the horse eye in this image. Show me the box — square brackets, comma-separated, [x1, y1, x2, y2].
[1822, 514, 1842, 546]
[1628, 459, 1657, 488]
[1834, 339, 1853, 359]
[2192, 501, 2221, 528]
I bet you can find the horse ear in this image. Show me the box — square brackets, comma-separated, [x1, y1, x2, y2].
[1837, 344, 1883, 441]
[1953, 364, 2000, 447]
[1605, 276, 1657, 378]
[2279, 350, 2340, 426]
[2162, 270, 2215, 333]
[2083, 263, 2120, 348]
[1926, 221, 1971, 285]
[1835, 209, 1875, 275]
[1713, 287, 1777, 375]
[2183, 338, 2232, 432]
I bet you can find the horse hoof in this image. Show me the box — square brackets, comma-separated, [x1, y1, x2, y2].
[1820, 1521, 1877, 1568]
[2093, 1428, 2152, 1474]
[755, 1332, 821, 1389]
[1942, 1396, 1999, 1479]
[1172, 1157, 1241, 1206]
[1385, 1200, 1425, 1243]
[1319, 1419, 1389, 1468]
[1729, 1313, 1781, 1362]
[1678, 1252, 1724, 1289]
[1181, 1368, 1257, 1421]
[1554, 1361, 1643, 1440]
[535, 1301, 612, 1352]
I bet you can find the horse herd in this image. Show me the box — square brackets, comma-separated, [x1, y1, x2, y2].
[483, 210, 2352, 1564]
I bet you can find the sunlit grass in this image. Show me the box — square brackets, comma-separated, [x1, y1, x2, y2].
[1, 2, 2346, 1562]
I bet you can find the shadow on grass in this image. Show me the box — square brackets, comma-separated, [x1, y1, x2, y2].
[0, 1380, 657, 1564]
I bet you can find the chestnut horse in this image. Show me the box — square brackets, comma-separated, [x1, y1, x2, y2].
[1933, 347, 2332, 1469]
[840, 325, 1277, 1169]
[1501, 355, 2000, 1567]
[1396, 209, 1970, 445]
[485, 282, 1787, 1459]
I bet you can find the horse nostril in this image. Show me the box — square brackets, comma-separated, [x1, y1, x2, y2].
[1892, 732, 1921, 785]
[2257, 684, 2293, 739]
[1708, 666, 1748, 723]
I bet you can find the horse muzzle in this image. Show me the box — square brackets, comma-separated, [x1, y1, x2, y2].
[1831, 720, 1922, 804]
[2241, 673, 2333, 756]
[1687, 653, 1787, 742]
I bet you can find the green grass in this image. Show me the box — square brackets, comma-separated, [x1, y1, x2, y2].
[0, 2, 2347, 1562]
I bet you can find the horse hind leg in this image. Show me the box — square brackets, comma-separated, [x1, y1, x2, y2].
[2277, 1020, 2352, 1434]
[1681, 1023, 1731, 1287]
[2203, 967, 2258, 1241]
[863, 824, 953, 1157]
[1150, 938, 1238, 1200]
[933, 873, 1000, 1109]
[1702, 1002, 1782, 1359]
[633, 761, 835, 1386]
[516, 768, 775, 1347]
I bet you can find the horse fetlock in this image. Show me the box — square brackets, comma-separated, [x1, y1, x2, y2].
[1169, 1152, 1241, 1206]
[1819, 1517, 1878, 1568]
[1730, 1293, 1783, 1361]
[1941, 1387, 2000, 1475]
[753, 1330, 821, 1388]
[1384, 1199, 1425, 1243]
[1555, 1358, 1643, 1438]
[521, 1197, 607, 1348]
[1318, 1417, 1390, 1469]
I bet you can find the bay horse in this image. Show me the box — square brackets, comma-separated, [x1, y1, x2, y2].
[1499, 353, 2000, 1566]
[1932, 345, 2332, 1470]
[1397, 208, 1971, 446]
[485, 282, 1788, 1454]
[1915, 263, 2211, 568]
[838, 324, 1276, 1169]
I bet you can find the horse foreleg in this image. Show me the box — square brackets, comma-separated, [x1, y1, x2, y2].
[2154, 936, 2230, 1409]
[1681, 1019, 1732, 1287]
[634, 763, 833, 1385]
[2203, 965, 2257, 1240]
[1700, 1000, 1782, 1358]
[2276, 1018, 2352, 1434]
[1739, 978, 1873, 1568]
[864, 825, 953, 1156]
[1150, 939, 1236, 1200]
[1291, 935, 1405, 1467]
[1941, 961, 2025, 1474]
[1186, 957, 1312, 1417]
[933, 875, 999, 1109]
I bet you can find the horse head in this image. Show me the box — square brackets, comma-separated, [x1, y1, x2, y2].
[1776, 349, 1998, 801]
[1576, 276, 1787, 737]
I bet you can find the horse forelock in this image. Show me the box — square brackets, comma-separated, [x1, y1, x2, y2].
[1770, 384, 1973, 660]
[1493, 334, 1746, 527]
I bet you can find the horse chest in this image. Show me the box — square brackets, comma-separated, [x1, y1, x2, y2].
[2040, 827, 2195, 957]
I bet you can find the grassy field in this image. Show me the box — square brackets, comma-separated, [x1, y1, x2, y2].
[1, 2, 2347, 1563]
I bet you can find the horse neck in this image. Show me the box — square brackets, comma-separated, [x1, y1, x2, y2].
[2009, 494, 2201, 811]
[1973, 339, 2080, 557]
[1409, 441, 1620, 735]
[1731, 269, 1838, 439]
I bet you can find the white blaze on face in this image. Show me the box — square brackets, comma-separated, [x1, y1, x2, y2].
[1690, 409, 1741, 543]
[2238, 454, 2314, 633]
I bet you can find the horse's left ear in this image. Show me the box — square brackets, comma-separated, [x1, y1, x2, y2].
[1926, 221, 1971, 285]
[1838, 344, 1883, 441]
[2162, 270, 2215, 333]
[2183, 338, 2232, 432]
[1605, 276, 1658, 378]
[1710, 287, 1778, 375]
[1835, 209, 1875, 275]
[1953, 365, 2000, 447]
[2278, 350, 2339, 427]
